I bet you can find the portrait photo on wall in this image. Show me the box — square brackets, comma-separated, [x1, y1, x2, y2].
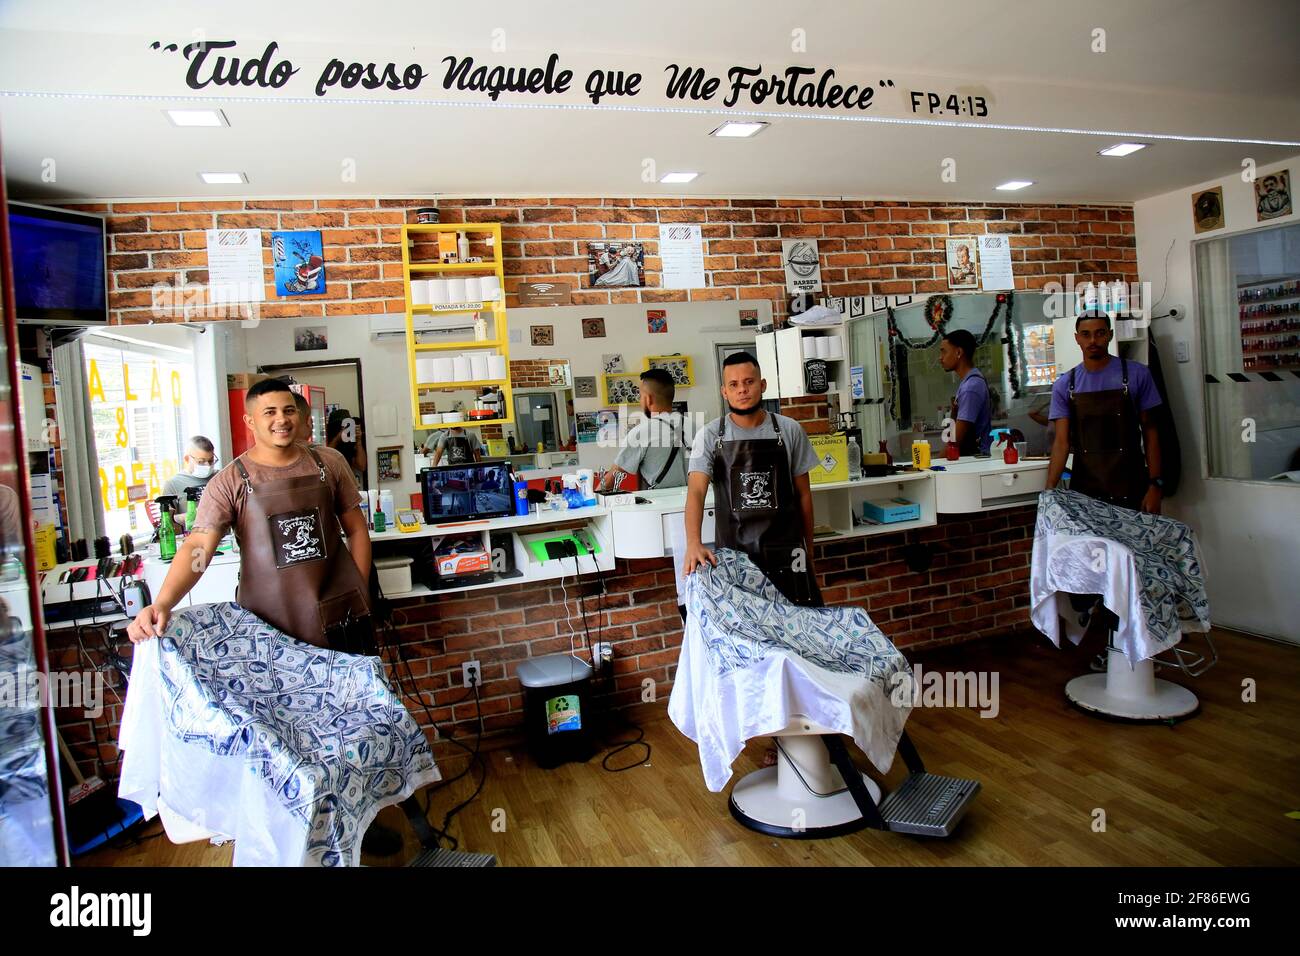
[1193, 186, 1225, 233]
[945, 238, 979, 290]
[1255, 170, 1293, 222]
[273, 229, 326, 296]
[293, 326, 328, 351]
[587, 242, 646, 288]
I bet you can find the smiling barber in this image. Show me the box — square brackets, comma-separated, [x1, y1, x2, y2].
[681, 351, 821, 606]
[127, 378, 373, 649]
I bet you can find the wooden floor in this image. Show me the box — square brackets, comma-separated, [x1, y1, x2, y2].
[79, 626, 1300, 867]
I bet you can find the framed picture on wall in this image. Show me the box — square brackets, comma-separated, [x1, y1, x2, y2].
[582, 317, 607, 338]
[1193, 186, 1225, 233]
[376, 446, 402, 482]
[643, 354, 694, 387]
[1255, 170, 1292, 221]
[530, 325, 554, 347]
[945, 239, 979, 290]
[574, 375, 598, 398]
[602, 372, 642, 405]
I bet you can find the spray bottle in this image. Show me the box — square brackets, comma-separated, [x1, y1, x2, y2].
[156, 495, 179, 561]
[184, 486, 201, 533]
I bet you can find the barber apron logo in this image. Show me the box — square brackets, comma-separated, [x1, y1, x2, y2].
[736, 469, 776, 510]
[271, 509, 326, 567]
[446, 439, 470, 463]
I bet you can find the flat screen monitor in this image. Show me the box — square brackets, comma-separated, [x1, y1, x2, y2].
[420, 462, 514, 521]
[8, 200, 109, 326]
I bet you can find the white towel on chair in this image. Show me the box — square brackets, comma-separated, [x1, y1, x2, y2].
[668, 549, 911, 792]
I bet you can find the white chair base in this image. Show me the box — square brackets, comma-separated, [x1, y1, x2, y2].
[728, 717, 882, 839]
[1066, 647, 1199, 721]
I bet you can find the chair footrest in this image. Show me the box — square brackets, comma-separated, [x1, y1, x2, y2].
[878, 773, 980, 837]
[406, 848, 497, 867]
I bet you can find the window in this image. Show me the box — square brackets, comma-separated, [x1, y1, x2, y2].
[83, 336, 197, 542]
[1194, 221, 1300, 482]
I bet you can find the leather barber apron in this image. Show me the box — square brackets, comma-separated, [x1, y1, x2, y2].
[712, 416, 822, 607]
[232, 446, 373, 652]
[444, 434, 472, 464]
[1067, 358, 1149, 511]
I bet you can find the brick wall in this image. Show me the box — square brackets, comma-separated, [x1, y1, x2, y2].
[67, 196, 1136, 326]
[50, 503, 1036, 782]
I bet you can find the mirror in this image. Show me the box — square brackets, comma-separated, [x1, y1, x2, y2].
[848, 291, 1068, 458]
[1, 172, 63, 865]
[36, 297, 766, 548]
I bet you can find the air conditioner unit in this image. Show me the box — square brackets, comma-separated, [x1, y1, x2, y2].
[368, 314, 476, 341]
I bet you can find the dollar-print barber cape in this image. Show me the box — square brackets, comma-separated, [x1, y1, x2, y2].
[118, 603, 438, 866]
[1030, 489, 1211, 665]
[669, 548, 912, 792]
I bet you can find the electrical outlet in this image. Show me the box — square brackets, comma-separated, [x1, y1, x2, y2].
[461, 660, 481, 688]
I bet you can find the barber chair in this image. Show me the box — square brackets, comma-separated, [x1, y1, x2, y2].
[1064, 595, 1216, 722]
[728, 716, 980, 839]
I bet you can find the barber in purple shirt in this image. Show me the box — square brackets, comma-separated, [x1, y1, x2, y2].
[1045, 310, 1164, 513]
[940, 329, 992, 455]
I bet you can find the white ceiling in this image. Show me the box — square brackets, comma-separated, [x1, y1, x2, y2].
[1, 0, 1298, 203]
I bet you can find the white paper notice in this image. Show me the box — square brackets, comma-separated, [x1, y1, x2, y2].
[206, 228, 266, 303]
[659, 224, 705, 290]
[978, 235, 1014, 291]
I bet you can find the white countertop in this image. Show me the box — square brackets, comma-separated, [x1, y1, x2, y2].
[368, 503, 607, 542]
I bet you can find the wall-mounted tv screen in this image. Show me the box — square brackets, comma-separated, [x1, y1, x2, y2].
[8, 201, 108, 326]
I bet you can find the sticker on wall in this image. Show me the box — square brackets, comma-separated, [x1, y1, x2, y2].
[1192, 186, 1225, 233]
[601, 353, 624, 374]
[739, 308, 759, 327]
[574, 375, 598, 398]
[945, 238, 979, 290]
[587, 242, 645, 288]
[530, 325, 554, 347]
[272, 229, 326, 296]
[782, 239, 822, 293]
[518, 281, 572, 306]
[293, 326, 327, 351]
[376, 446, 402, 482]
[581, 317, 607, 338]
[1255, 170, 1292, 222]
[646, 309, 668, 333]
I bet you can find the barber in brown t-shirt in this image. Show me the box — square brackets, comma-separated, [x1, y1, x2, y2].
[127, 379, 372, 648]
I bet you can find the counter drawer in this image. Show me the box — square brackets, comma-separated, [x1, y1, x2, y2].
[979, 469, 1046, 503]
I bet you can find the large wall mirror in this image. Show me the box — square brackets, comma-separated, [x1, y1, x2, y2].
[848, 291, 1072, 459]
[1194, 220, 1300, 483]
[33, 298, 769, 551]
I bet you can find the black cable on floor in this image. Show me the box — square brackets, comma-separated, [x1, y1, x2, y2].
[571, 547, 652, 772]
[372, 577, 487, 850]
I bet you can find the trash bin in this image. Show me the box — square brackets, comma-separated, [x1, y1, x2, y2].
[516, 654, 595, 769]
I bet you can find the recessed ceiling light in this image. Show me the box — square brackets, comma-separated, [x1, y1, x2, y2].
[166, 109, 229, 127]
[1098, 142, 1148, 157]
[711, 121, 768, 138]
[198, 171, 247, 185]
[995, 180, 1034, 191]
[659, 171, 699, 184]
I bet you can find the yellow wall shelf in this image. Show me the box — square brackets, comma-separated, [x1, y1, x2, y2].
[402, 222, 514, 429]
